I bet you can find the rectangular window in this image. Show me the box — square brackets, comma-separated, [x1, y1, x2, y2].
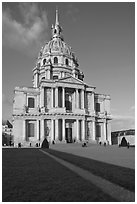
[96, 124, 101, 137]
[28, 123, 35, 137]
[96, 103, 100, 112]
[28, 97, 35, 108]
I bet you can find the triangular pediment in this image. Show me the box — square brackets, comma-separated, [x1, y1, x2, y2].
[58, 76, 86, 85]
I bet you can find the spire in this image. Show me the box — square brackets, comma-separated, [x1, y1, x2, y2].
[55, 9, 59, 26]
[51, 8, 63, 40]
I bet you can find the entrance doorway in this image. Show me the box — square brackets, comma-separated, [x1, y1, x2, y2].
[65, 128, 72, 143]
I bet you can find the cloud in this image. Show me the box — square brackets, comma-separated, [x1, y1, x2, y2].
[112, 114, 134, 120]
[111, 114, 135, 131]
[2, 3, 49, 57]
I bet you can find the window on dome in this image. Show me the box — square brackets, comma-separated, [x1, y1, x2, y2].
[54, 57, 58, 64]
[28, 98, 35, 108]
[53, 75, 58, 80]
[54, 29, 57, 34]
[43, 59, 46, 65]
[66, 59, 69, 66]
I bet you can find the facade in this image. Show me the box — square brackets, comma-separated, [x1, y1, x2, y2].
[12, 10, 112, 147]
[111, 129, 135, 146]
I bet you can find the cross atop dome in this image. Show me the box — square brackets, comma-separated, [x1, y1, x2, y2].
[51, 9, 63, 40]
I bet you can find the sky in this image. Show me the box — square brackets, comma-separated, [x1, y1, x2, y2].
[2, 2, 135, 131]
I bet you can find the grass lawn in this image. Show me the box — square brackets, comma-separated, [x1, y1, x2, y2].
[2, 148, 116, 202]
[46, 149, 135, 192]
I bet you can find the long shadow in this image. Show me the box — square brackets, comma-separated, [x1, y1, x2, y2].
[46, 148, 135, 192]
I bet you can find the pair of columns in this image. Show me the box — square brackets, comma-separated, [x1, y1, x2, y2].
[51, 119, 66, 141]
[51, 87, 65, 108]
[76, 119, 85, 141]
[76, 89, 85, 109]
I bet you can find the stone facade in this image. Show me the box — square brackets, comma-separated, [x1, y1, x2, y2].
[12, 10, 112, 147]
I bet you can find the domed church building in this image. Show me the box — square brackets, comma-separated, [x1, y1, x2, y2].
[12, 10, 112, 147]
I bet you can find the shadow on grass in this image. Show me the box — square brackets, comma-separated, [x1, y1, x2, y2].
[46, 149, 135, 192]
[2, 148, 117, 202]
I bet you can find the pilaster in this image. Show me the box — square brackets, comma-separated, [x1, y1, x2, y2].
[62, 119, 66, 141]
[55, 119, 59, 140]
[51, 88, 54, 108]
[76, 89, 79, 109]
[22, 120, 26, 141]
[55, 87, 58, 107]
[82, 120, 85, 141]
[76, 119, 79, 141]
[81, 89, 84, 109]
[104, 121, 106, 142]
[37, 120, 39, 140]
[62, 87, 65, 108]
[107, 121, 111, 145]
[92, 121, 96, 140]
[41, 119, 44, 141]
[51, 119, 54, 141]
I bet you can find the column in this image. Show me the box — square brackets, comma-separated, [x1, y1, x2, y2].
[37, 120, 39, 140]
[22, 120, 26, 141]
[41, 119, 44, 141]
[82, 120, 85, 141]
[55, 87, 58, 107]
[92, 92, 95, 112]
[76, 119, 79, 141]
[62, 87, 65, 108]
[92, 121, 96, 140]
[107, 121, 111, 145]
[62, 119, 66, 141]
[51, 119, 54, 141]
[103, 121, 106, 141]
[51, 88, 53, 108]
[40, 87, 44, 107]
[81, 89, 84, 109]
[76, 89, 79, 109]
[55, 119, 59, 140]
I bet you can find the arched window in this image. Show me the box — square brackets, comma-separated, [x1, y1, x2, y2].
[66, 58, 69, 66]
[28, 98, 35, 108]
[54, 57, 58, 64]
[43, 59, 46, 65]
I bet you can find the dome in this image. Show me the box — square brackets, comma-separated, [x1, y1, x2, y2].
[33, 9, 84, 86]
[41, 37, 75, 59]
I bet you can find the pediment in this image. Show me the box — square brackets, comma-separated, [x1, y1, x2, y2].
[58, 76, 85, 85]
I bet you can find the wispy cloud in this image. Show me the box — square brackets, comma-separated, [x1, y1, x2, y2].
[2, 3, 49, 57]
[112, 114, 134, 120]
[111, 114, 135, 131]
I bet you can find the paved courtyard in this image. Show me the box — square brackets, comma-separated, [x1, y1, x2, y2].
[50, 143, 135, 169]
